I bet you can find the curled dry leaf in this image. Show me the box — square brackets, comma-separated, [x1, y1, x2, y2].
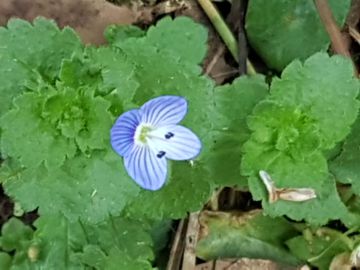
[259, 170, 316, 203]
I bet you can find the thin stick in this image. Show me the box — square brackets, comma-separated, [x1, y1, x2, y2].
[314, 0, 351, 58]
[197, 0, 256, 75]
[205, 45, 226, 75]
[349, 26, 360, 46]
[166, 219, 187, 270]
[182, 211, 200, 270]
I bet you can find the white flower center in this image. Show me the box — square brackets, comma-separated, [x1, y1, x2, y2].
[134, 123, 154, 145]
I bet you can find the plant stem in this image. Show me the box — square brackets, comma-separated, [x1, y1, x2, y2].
[314, 0, 350, 58]
[314, 0, 357, 75]
[197, 0, 256, 75]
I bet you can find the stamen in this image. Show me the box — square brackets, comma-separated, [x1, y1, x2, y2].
[157, 151, 166, 158]
[134, 124, 153, 145]
[165, 132, 174, 139]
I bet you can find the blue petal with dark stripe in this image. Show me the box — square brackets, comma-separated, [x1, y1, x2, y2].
[147, 125, 201, 160]
[110, 109, 140, 157]
[124, 145, 167, 190]
[140, 96, 187, 127]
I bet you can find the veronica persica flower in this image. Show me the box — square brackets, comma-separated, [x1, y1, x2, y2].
[110, 96, 201, 191]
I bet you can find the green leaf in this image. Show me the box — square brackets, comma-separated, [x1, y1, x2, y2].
[0, 214, 154, 269]
[241, 53, 358, 225]
[105, 25, 145, 45]
[0, 55, 38, 117]
[125, 160, 213, 220]
[246, 0, 351, 70]
[0, 253, 11, 270]
[286, 228, 351, 270]
[146, 16, 208, 65]
[77, 245, 107, 269]
[110, 18, 215, 220]
[0, 91, 76, 169]
[59, 46, 139, 116]
[0, 218, 34, 270]
[149, 219, 172, 253]
[59, 52, 102, 89]
[243, 146, 349, 225]
[207, 75, 268, 186]
[1, 151, 140, 224]
[87, 217, 154, 270]
[90, 47, 139, 112]
[0, 17, 81, 117]
[1, 16, 215, 226]
[330, 115, 360, 194]
[0, 218, 33, 252]
[269, 53, 359, 150]
[196, 210, 301, 266]
[0, 17, 82, 81]
[1, 85, 113, 169]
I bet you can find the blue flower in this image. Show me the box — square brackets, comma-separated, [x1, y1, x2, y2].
[110, 96, 201, 191]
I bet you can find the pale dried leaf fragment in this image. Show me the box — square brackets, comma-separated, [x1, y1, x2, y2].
[259, 170, 316, 203]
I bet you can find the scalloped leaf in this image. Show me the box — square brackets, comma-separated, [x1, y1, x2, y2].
[109, 23, 215, 219]
[207, 75, 268, 186]
[0, 17, 82, 116]
[330, 115, 360, 194]
[108, 16, 207, 65]
[268, 53, 359, 150]
[1, 151, 140, 224]
[146, 16, 208, 65]
[125, 160, 212, 220]
[0, 86, 113, 169]
[241, 53, 358, 225]
[0, 17, 82, 81]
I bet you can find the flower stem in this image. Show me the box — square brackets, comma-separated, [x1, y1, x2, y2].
[197, 0, 256, 75]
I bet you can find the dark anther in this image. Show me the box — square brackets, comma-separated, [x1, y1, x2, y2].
[165, 132, 174, 139]
[157, 151, 166, 158]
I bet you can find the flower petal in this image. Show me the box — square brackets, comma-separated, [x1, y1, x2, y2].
[140, 96, 187, 127]
[111, 109, 140, 157]
[147, 125, 201, 160]
[124, 145, 168, 191]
